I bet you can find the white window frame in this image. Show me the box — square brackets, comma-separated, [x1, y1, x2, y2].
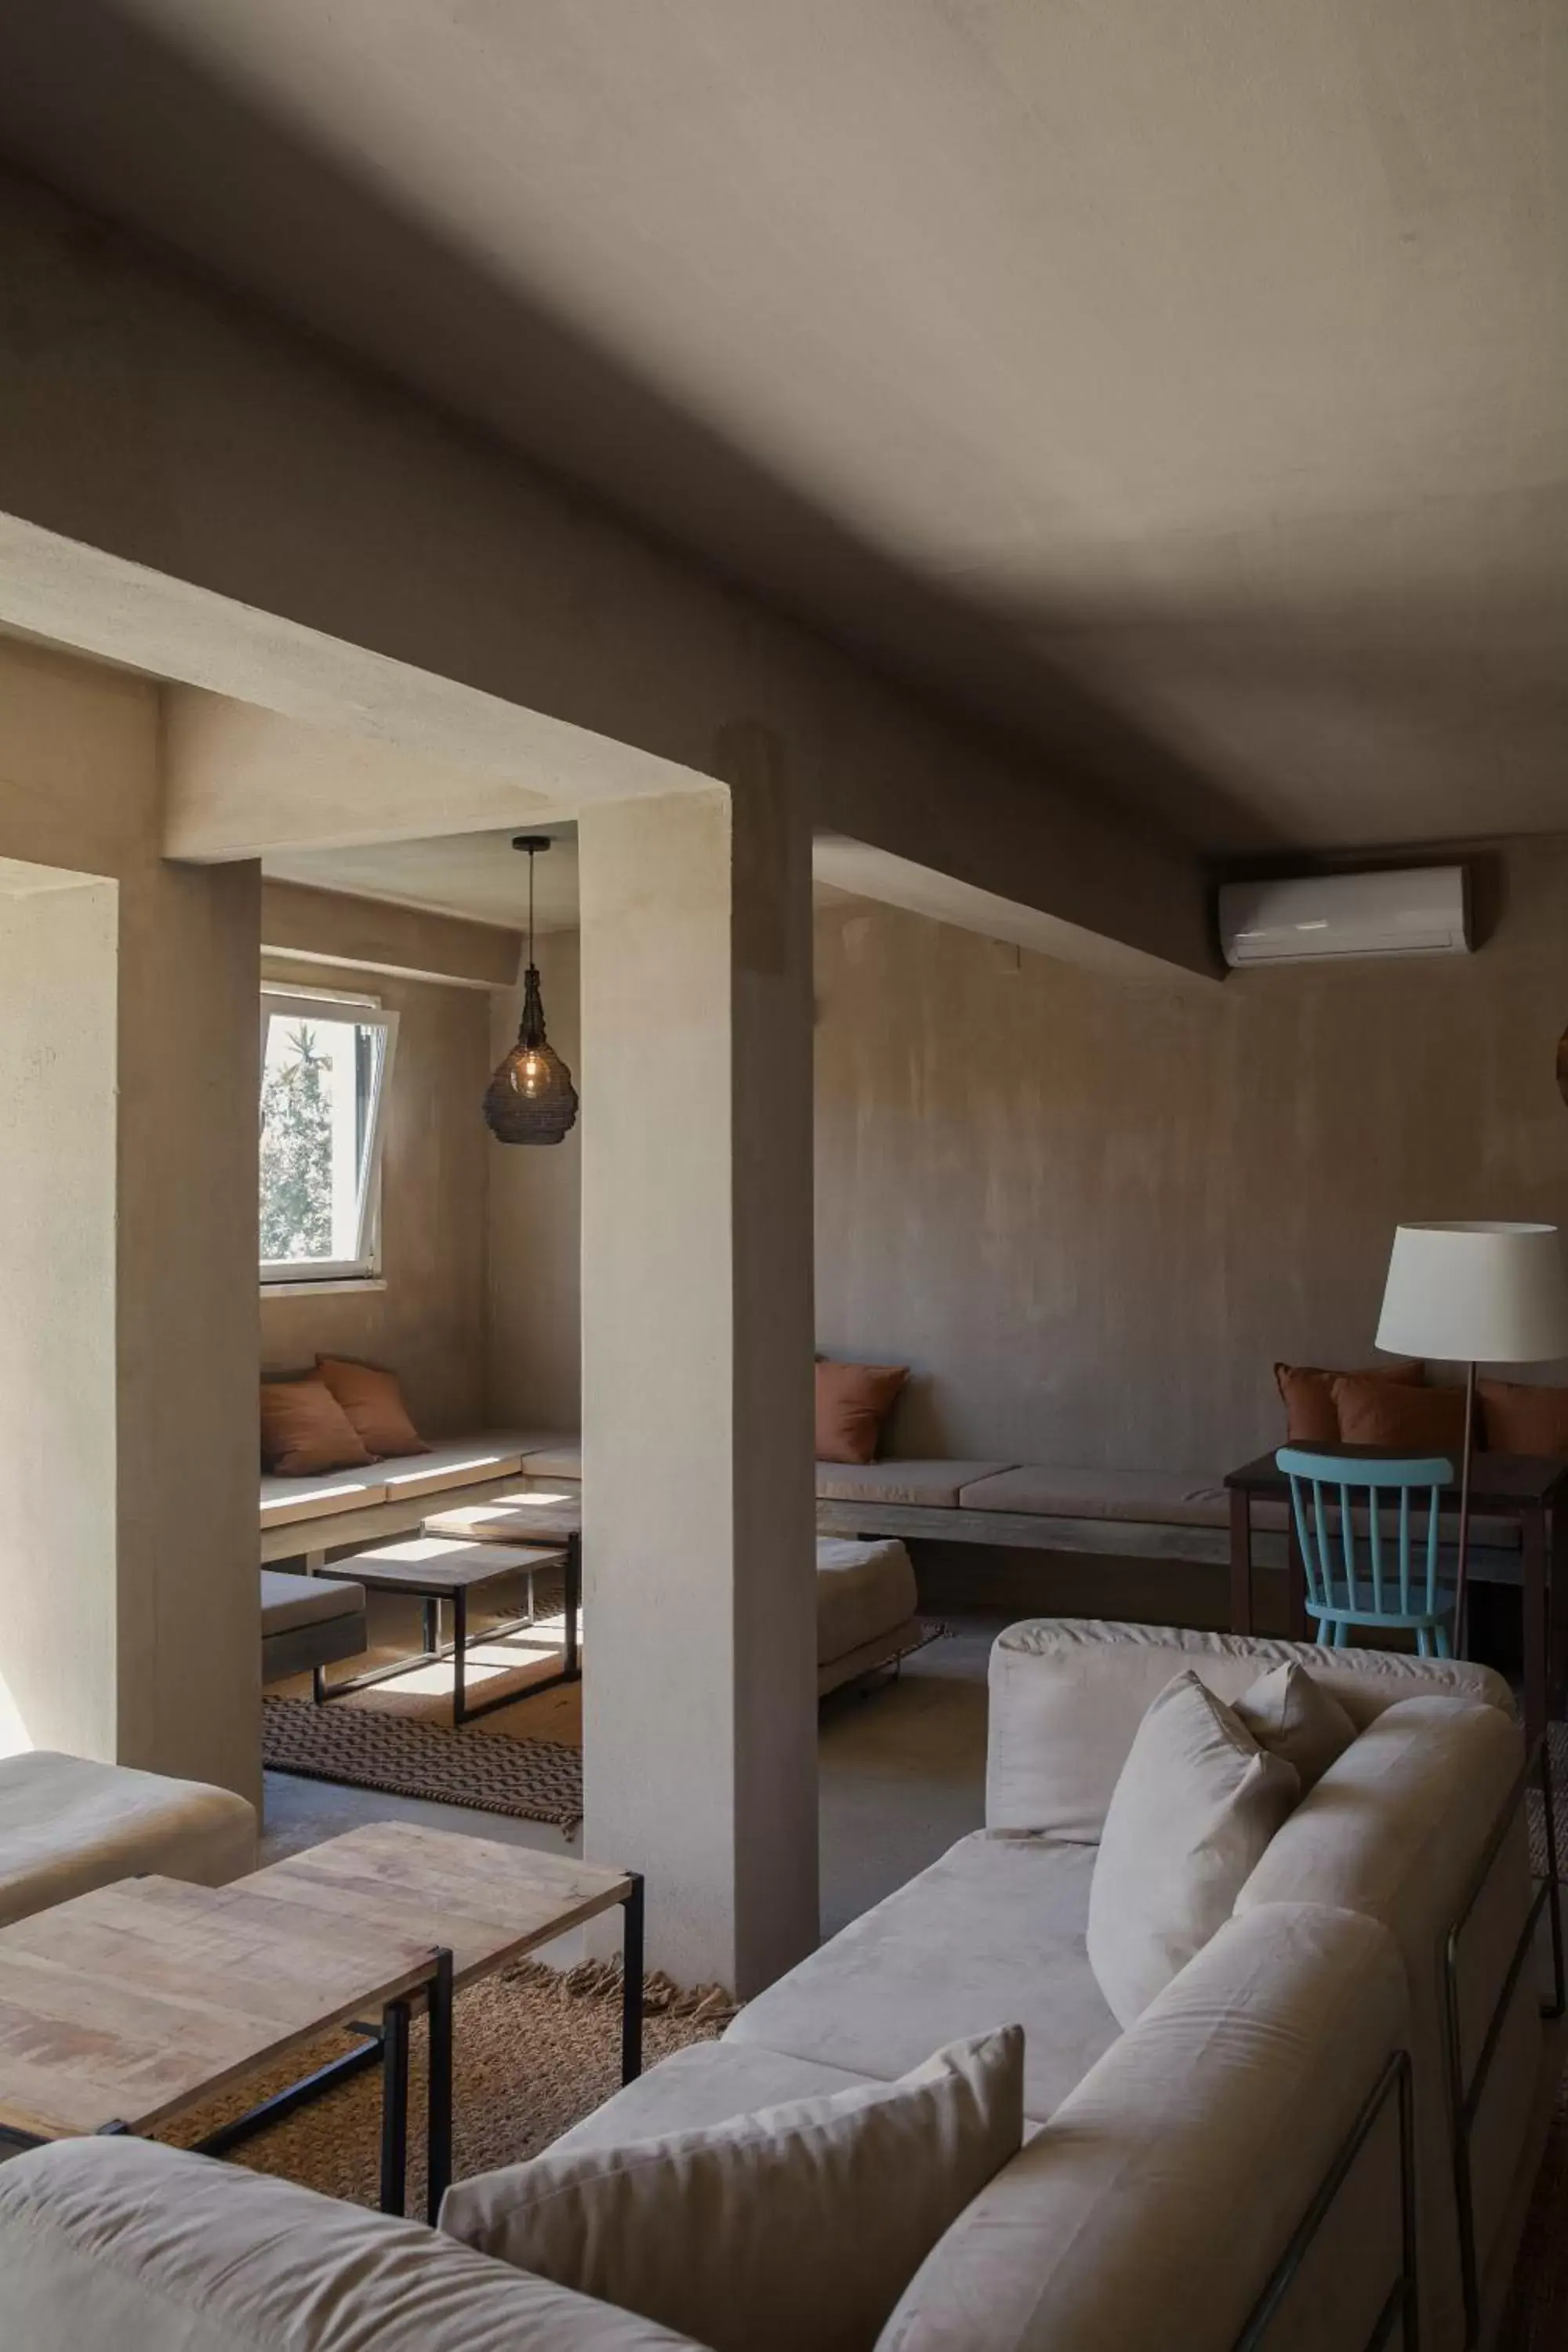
[258, 985, 399, 1286]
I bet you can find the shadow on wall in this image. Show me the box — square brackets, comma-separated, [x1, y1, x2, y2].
[0, 0, 1265, 856]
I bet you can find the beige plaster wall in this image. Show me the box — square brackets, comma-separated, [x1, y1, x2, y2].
[485, 930, 583, 1433]
[815, 842, 1568, 1475]
[260, 955, 491, 1436]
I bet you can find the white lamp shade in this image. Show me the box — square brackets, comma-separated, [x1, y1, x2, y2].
[1376, 1222, 1568, 1365]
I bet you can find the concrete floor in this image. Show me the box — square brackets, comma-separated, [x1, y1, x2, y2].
[261, 1612, 999, 1958]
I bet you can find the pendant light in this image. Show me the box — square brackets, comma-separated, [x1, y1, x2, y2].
[484, 836, 579, 1145]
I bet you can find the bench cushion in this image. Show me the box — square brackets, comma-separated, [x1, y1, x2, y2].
[259, 1570, 366, 1635]
[957, 1465, 1233, 1526]
[521, 1441, 583, 1479]
[0, 1753, 256, 1930]
[726, 1831, 1120, 2123]
[815, 1460, 1014, 1508]
[259, 1468, 389, 1529]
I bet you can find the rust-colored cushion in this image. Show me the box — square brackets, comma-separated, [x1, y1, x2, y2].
[1274, 1358, 1424, 1444]
[1330, 1374, 1468, 1454]
[1479, 1379, 1568, 1457]
[315, 1356, 430, 1461]
[815, 1360, 909, 1466]
[260, 1377, 374, 1477]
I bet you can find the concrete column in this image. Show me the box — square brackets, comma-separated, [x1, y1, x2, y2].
[0, 853, 260, 1799]
[578, 780, 818, 1996]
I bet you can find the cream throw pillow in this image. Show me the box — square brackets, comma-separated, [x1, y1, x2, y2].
[1087, 1670, 1300, 2027]
[441, 2027, 1024, 2352]
[1234, 1661, 1356, 1791]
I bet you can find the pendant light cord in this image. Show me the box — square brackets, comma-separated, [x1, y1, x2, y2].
[528, 843, 536, 966]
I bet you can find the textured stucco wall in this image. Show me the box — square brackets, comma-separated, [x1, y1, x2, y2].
[260, 954, 492, 1436]
[815, 843, 1568, 1475]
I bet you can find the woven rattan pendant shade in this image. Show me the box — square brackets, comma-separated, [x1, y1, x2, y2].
[484, 840, 579, 1146]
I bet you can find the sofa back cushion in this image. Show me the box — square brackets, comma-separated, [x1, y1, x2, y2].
[985, 1618, 1512, 1841]
[1237, 1694, 1533, 2352]
[1086, 1672, 1298, 2026]
[879, 1902, 1410, 2352]
[444, 2028, 1023, 2352]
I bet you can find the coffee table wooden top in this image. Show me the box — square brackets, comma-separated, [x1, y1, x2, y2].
[240, 1822, 630, 1987]
[423, 1493, 583, 1545]
[0, 1875, 441, 2140]
[336, 1535, 569, 1593]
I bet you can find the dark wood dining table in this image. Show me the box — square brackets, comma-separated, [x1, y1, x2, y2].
[1225, 1446, 1568, 1748]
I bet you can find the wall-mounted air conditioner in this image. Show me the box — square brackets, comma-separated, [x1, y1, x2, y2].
[1218, 866, 1470, 970]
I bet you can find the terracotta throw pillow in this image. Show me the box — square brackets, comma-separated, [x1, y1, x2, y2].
[1274, 1358, 1424, 1444]
[815, 1359, 908, 1465]
[1330, 1374, 1468, 1454]
[260, 1377, 374, 1477]
[315, 1356, 430, 1460]
[1479, 1379, 1568, 1457]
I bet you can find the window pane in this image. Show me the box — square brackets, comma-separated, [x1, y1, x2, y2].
[259, 1011, 385, 1269]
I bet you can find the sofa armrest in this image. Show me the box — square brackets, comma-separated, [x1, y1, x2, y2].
[0, 2137, 705, 2351]
[985, 1616, 1512, 1838]
[880, 1901, 1412, 2352]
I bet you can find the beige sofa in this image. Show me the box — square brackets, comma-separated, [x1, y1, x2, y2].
[0, 1621, 1552, 2350]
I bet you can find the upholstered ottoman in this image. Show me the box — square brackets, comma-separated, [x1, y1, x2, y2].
[816, 1537, 921, 1697]
[261, 1568, 368, 1686]
[0, 1751, 256, 1930]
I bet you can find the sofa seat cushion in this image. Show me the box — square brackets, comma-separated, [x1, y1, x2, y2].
[957, 1465, 1233, 1526]
[0, 1753, 255, 1931]
[552, 2041, 880, 2156]
[727, 1831, 1120, 2122]
[816, 1540, 919, 1666]
[880, 1903, 1410, 2352]
[259, 1569, 366, 1636]
[0, 2137, 703, 2350]
[815, 1460, 1014, 1508]
[259, 1466, 390, 1528]
[986, 1617, 1513, 1840]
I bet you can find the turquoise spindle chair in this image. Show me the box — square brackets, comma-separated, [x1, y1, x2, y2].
[1275, 1448, 1457, 1657]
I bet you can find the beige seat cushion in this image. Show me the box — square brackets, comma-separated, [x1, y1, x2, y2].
[259, 1568, 366, 1635]
[816, 1539, 919, 1666]
[521, 1440, 584, 1479]
[445, 2030, 1023, 2352]
[378, 1436, 532, 1502]
[985, 1617, 1513, 1840]
[551, 2041, 880, 2155]
[258, 1466, 390, 1529]
[879, 1903, 1410, 2352]
[726, 1831, 1119, 2122]
[815, 1460, 1014, 1508]
[957, 1465, 1232, 1526]
[1233, 1660, 1357, 1791]
[1238, 1694, 1534, 2352]
[0, 2137, 702, 2350]
[1086, 1671, 1299, 2027]
[0, 1752, 255, 1931]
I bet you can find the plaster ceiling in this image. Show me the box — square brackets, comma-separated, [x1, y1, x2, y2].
[1, 0, 1564, 855]
[265, 829, 581, 937]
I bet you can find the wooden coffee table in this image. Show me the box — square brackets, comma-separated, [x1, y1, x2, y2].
[241, 1820, 645, 2086]
[0, 1874, 452, 2216]
[314, 1534, 579, 1723]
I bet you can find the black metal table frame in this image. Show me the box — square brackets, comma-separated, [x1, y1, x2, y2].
[0, 1944, 456, 2224]
[314, 1532, 582, 1726]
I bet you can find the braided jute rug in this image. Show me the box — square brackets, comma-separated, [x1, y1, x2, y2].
[158, 1958, 734, 2216]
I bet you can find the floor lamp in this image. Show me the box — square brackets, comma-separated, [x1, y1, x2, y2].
[1376, 1221, 1568, 1654]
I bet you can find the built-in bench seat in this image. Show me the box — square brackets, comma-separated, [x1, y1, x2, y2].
[259, 1432, 578, 1561]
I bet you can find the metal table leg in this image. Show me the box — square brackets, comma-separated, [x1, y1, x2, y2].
[426, 1947, 455, 2223]
[379, 1998, 411, 2216]
[621, 1874, 644, 2085]
[451, 1588, 471, 1726]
